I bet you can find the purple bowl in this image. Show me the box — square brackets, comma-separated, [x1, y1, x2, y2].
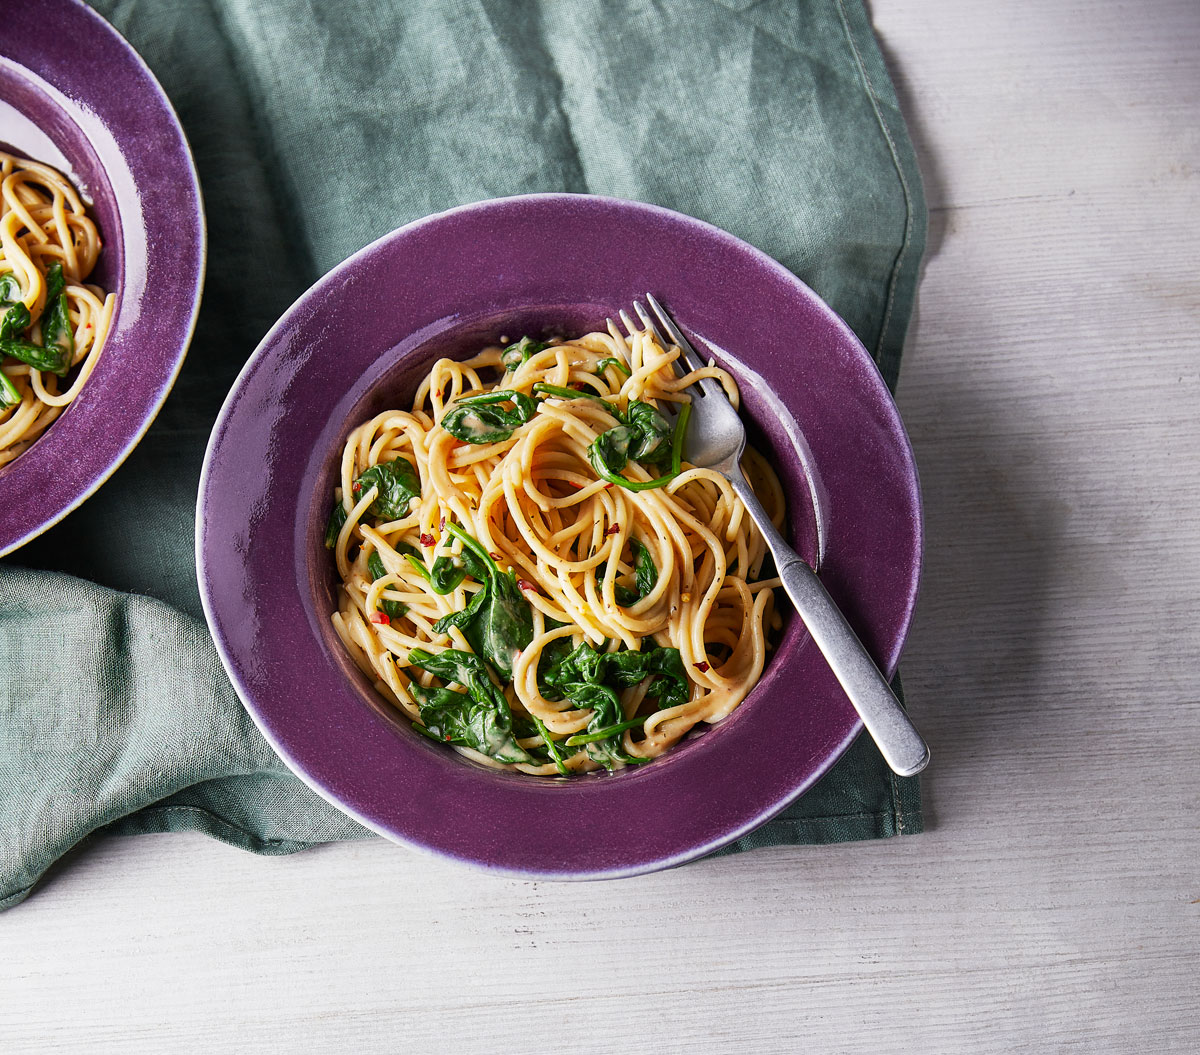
[197, 194, 921, 879]
[0, 0, 205, 555]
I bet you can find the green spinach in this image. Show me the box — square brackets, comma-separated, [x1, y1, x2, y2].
[538, 641, 688, 769]
[408, 647, 533, 763]
[0, 302, 29, 342]
[595, 538, 658, 607]
[564, 715, 647, 747]
[532, 382, 610, 404]
[591, 399, 672, 467]
[430, 523, 533, 681]
[441, 389, 536, 444]
[0, 267, 78, 397]
[500, 336, 549, 371]
[39, 263, 73, 357]
[324, 502, 348, 549]
[395, 540, 471, 596]
[594, 566, 639, 608]
[542, 642, 688, 711]
[529, 714, 570, 776]
[0, 334, 70, 375]
[587, 401, 691, 492]
[595, 357, 631, 377]
[355, 456, 420, 520]
[366, 551, 408, 619]
[0, 298, 71, 376]
[0, 370, 19, 409]
[631, 538, 658, 598]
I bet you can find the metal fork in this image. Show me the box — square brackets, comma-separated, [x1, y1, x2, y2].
[628, 293, 929, 777]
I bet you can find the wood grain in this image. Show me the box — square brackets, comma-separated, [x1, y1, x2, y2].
[4, 1, 1199, 1051]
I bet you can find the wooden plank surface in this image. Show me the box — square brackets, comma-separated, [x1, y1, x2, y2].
[4, 1, 1199, 1051]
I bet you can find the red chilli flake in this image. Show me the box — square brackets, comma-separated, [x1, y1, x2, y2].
[439, 516, 446, 531]
[517, 579, 538, 593]
[490, 552, 502, 560]
[369, 612, 390, 626]
[605, 524, 620, 536]
[694, 661, 710, 673]
[419, 532, 436, 547]
[352, 482, 362, 493]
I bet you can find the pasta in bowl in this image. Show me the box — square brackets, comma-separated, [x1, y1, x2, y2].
[328, 325, 785, 776]
[1, 150, 116, 464]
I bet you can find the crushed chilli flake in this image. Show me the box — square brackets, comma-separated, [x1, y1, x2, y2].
[369, 612, 390, 626]
[517, 579, 538, 593]
[439, 516, 446, 530]
[419, 532, 436, 547]
[694, 661, 710, 673]
[605, 524, 620, 536]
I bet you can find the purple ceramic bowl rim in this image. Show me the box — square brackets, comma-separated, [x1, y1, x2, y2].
[0, 0, 206, 555]
[198, 192, 922, 880]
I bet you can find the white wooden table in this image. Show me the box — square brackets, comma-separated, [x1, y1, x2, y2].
[5, 2, 1198, 1050]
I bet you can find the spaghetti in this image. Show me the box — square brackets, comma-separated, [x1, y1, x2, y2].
[0, 150, 115, 466]
[329, 325, 785, 775]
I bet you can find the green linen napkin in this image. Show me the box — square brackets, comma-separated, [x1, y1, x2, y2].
[0, 0, 925, 910]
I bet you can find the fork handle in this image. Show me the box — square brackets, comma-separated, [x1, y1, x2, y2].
[729, 473, 930, 777]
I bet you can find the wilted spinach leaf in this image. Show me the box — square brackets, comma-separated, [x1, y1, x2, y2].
[587, 401, 691, 492]
[500, 336, 549, 371]
[532, 382, 610, 404]
[0, 302, 29, 342]
[39, 263, 72, 357]
[0, 370, 19, 409]
[355, 457, 420, 520]
[0, 334, 69, 375]
[324, 502, 347, 549]
[531, 715, 571, 776]
[408, 646, 533, 763]
[441, 389, 536, 444]
[366, 551, 408, 619]
[594, 567, 639, 608]
[595, 538, 658, 607]
[431, 580, 489, 633]
[538, 641, 689, 769]
[595, 356, 631, 377]
[430, 523, 532, 681]
[631, 538, 658, 599]
[397, 540, 470, 596]
[0, 296, 67, 376]
[542, 642, 687, 711]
